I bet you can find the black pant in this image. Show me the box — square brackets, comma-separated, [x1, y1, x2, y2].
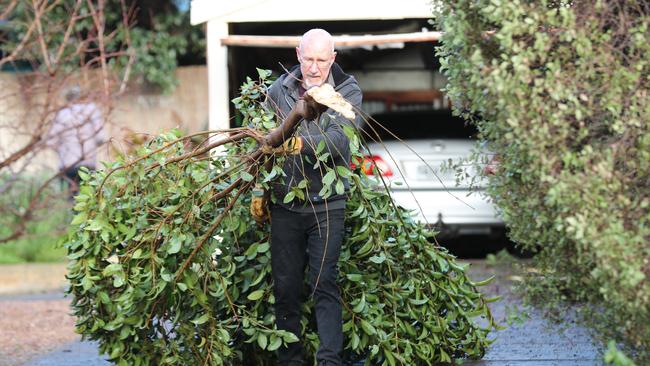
[61, 165, 92, 201]
[270, 205, 345, 366]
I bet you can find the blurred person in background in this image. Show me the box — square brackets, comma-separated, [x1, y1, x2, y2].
[48, 86, 106, 198]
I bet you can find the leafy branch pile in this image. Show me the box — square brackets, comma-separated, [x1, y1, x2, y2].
[65, 72, 498, 365]
[435, 0, 649, 362]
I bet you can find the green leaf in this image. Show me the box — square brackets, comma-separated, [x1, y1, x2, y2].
[161, 271, 173, 282]
[281, 331, 299, 343]
[262, 167, 278, 183]
[257, 242, 270, 253]
[132, 249, 143, 259]
[85, 219, 103, 231]
[350, 332, 360, 349]
[247, 289, 265, 301]
[256, 68, 271, 79]
[98, 291, 111, 304]
[283, 191, 296, 204]
[369, 253, 386, 264]
[70, 212, 88, 226]
[240, 171, 254, 182]
[335, 180, 345, 195]
[102, 263, 123, 276]
[318, 184, 331, 198]
[257, 333, 268, 350]
[336, 165, 352, 178]
[267, 334, 282, 351]
[360, 319, 376, 335]
[346, 274, 362, 282]
[316, 140, 326, 154]
[113, 274, 125, 288]
[318, 152, 331, 162]
[192, 313, 210, 325]
[409, 297, 429, 306]
[384, 349, 396, 366]
[352, 293, 366, 313]
[322, 170, 336, 186]
[167, 238, 181, 254]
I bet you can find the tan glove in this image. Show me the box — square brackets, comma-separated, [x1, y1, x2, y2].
[281, 136, 303, 155]
[250, 185, 269, 223]
[261, 136, 303, 155]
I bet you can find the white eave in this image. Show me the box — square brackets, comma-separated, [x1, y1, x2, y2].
[190, 0, 434, 25]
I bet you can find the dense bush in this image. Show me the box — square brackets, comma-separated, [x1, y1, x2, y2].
[435, 0, 649, 362]
[64, 73, 498, 365]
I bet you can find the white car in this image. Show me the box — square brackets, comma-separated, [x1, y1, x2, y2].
[360, 109, 503, 237]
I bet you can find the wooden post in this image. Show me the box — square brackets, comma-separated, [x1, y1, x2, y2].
[207, 20, 229, 131]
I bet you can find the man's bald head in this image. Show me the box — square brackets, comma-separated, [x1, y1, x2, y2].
[299, 28, 335, 53]
[296, 28, 337, 88]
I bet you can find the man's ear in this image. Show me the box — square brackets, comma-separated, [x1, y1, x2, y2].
[332, 51, 337, 63]
[295, 47, 301, 62]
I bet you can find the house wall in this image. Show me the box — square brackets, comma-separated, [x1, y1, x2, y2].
[113, 65, 209, 137]
[0, 66, 209, 173]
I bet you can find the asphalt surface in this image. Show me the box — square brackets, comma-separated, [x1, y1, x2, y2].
[26, 341, 109, 366]
[25, 318, 603, 366]
[462, 302, 603, 366]
[23, 274, 604, 366]
[26, 306, 603, 366]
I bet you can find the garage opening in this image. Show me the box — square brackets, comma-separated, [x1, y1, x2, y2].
[225, 19, 445, 127]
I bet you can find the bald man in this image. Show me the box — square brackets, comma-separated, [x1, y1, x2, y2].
[263, 29, 363, 366]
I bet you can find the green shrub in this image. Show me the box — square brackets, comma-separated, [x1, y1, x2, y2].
[64, 73, 498, 365]
[435, 0, 649, 362]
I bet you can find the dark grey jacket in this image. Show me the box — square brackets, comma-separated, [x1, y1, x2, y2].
[266, 63, 363, 213]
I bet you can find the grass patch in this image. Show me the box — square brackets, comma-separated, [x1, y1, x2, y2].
[0, 235, 67, 263]
[0, 211, 69, 263]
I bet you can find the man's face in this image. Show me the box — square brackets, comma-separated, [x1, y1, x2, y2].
[296, 42, 336, 88]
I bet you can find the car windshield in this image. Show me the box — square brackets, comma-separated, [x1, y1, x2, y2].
[363, 110, 478, 141]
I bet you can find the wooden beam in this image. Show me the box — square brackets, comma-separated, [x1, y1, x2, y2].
[220, 31, 443, 48]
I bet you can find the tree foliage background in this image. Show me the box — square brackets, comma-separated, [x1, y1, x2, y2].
[1, 0, 203, 92]
[434, 0, 649, 362]
[113, 0, 205, 92]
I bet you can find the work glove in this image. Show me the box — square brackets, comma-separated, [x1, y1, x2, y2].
[280, 136, 303, 155]
[250, 185, 269, 223]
